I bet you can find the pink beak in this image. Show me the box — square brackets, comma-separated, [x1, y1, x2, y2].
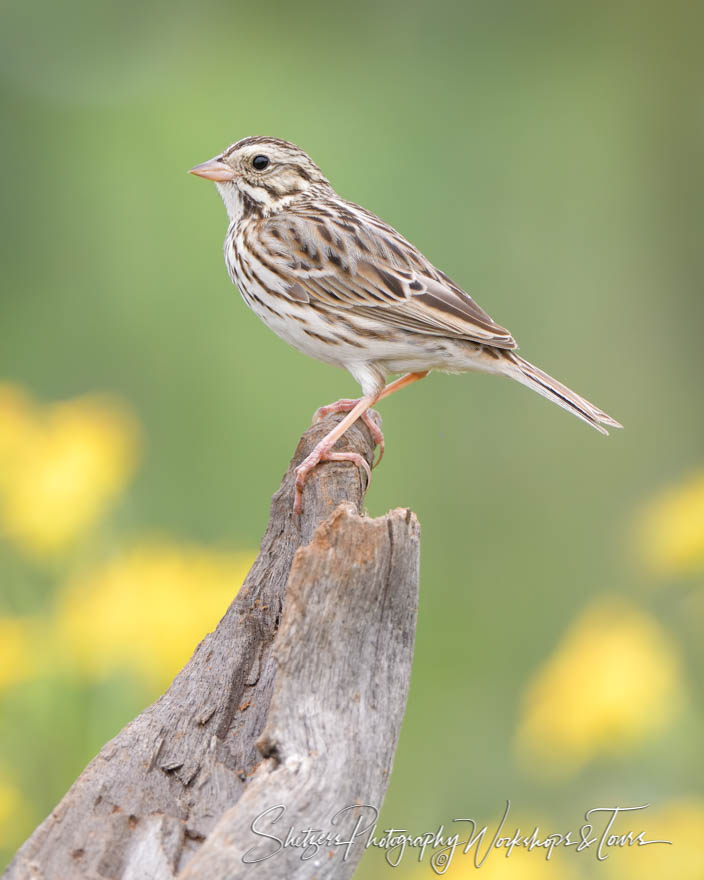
[188, 157, 237, 182]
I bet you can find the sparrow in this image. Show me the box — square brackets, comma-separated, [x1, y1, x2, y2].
[190, 137, 620, 513]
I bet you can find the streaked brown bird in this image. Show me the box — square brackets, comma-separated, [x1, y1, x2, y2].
[190, 137, 621, 514]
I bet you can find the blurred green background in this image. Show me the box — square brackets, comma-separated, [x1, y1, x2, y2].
[1, 1, 703, 877]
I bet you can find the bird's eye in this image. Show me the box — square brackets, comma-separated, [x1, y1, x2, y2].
[252, 155, 270, 171]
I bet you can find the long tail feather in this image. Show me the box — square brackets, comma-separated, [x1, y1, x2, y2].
[505, 353, 622, 435]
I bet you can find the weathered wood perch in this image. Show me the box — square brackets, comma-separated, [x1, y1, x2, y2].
[5, 411, 420, 880]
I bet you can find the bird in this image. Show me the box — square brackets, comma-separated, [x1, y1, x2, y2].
[189, 136, 621, 514]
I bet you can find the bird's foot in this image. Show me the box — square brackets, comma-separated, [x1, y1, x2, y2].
[293, 439, 372, 517]
[313, 399, 384, 467]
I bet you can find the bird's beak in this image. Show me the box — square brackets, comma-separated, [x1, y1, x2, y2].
[188, 157, 238, 182]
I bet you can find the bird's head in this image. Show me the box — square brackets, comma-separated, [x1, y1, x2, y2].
[189, 136, 331, 219]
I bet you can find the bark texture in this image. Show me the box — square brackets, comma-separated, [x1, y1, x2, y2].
[5, 411, 420, 880]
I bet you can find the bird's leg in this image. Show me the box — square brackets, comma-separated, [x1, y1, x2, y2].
[313, 399, 385, 466]
[366, 371, 428, 465]
[377, 370, 429, 401]
[310, 372, 429, 480]
[295, 393, 380, 516]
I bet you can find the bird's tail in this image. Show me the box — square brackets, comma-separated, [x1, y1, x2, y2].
[504, 353, 622, 435]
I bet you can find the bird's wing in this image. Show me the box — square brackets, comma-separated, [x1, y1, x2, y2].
[257, 204, 517, 350]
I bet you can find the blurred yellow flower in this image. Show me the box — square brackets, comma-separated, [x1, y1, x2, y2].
[637, 472, 704, 575]
[0, 385, 36, 491]
[0, 772, 31, 849]
[0, 617, 38, 691]
[601, 799, 704, 880]
[0, 388, 140, 557]
[55, 542, 252, 688]
[407, 801, 701, 880]
[433, 852, 579, 879]
[515, 597, 683, 777]
[403, 812, 581, 880]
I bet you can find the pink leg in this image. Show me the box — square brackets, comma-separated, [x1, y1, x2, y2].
[295, 394, 379, 515]
[296, 372, 429, 515]
[314, 399, 385, 466]
[377, 370, 429, 400]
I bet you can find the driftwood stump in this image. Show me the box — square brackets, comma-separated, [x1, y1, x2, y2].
[5, 411, 420, 880]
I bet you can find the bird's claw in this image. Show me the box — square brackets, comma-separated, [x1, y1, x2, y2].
[293, 447, 372, 517]
[312, 399, 384, 467]
[313, 399, 359, 423]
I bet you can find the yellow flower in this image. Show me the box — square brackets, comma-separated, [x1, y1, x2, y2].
[435, 851, 580, 879]
[601, 799, 704, 880]
[403, 812, 582, 880]
[0, 391, 140, 557]
[637, 471, 704, 575]
[515, 597, 683, 777]
[55, 542, 252, 688]
[0, 384, 36, 490]
[0, 772, 31, 849]
[0, 617, 39, 691]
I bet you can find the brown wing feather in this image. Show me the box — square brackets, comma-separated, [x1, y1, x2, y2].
[257, 203, 517, 350]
